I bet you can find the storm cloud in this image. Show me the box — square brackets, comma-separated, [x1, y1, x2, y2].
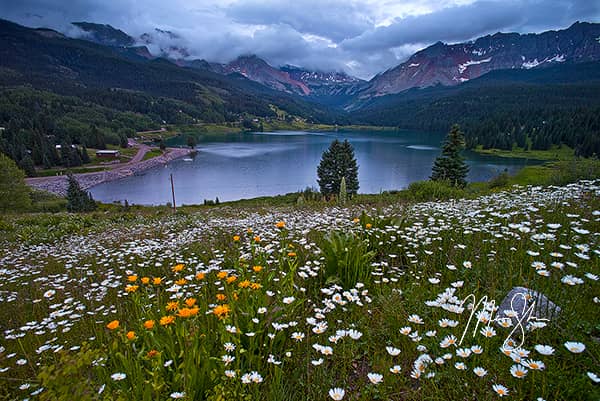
[1, 0, 599, 79]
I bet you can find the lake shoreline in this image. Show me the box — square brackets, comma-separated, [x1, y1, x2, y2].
[26, 147, 193, 196]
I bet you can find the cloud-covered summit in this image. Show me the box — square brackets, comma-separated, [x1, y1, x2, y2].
[2, 0, 599, 79]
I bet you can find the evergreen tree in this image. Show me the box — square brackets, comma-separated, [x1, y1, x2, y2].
[0, 153, 31, 212]
[19, 154, 36, 177]
[317, 139, 359, 197]
[431, 124, 469, 187]
[66, 174, 97, 212]
[80, 146, 91, 164]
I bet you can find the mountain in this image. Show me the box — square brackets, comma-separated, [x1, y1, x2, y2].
[71, 22, 135, 47]
[0, 18, 342, 126]
[362, 21, 600, 98]
[280, 65, 365, 105]
[215, 55, 311, 96]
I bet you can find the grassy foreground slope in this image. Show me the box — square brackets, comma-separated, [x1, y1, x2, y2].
[0, 178, 599, 400]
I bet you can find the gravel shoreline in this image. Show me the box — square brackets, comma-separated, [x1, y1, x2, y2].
[26, 147, 192, 196]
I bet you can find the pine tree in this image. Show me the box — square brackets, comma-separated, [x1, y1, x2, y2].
[66, 174, 97, 212]
[317, 139, 359, 197]
[431, 124, 469, 187]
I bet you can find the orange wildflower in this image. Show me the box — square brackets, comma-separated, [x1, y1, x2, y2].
[106, 320, 119, 330]
[352, 218, 360, 223]
[253, 236, 261, 242]
[195, 272, 206, 280]
[226, 275, 237, 284]
[147, 349, 159, 358]
[153, 277, 162, 285]
[172, 264, 185, 273]
[238, 280, 251, 289]
[126, 331, 136, 340]
[216, 293, 227, 301]
[160, 315, 175, 326]
[233, 292, 239, 301]
[213, 304, 231, 319]
[141, 277, 150, 285]
[252, 265, 263, 272]
[177, 307, 199, 318]
[366, 223, 372, 229]
[287, 252, 297, 257]
[127, 275, 138, 282]
[175, 278, 187, 286]
[144, 320, 155, 329]
[276, 221, 285, 229]
[233, 235, 240, 241]
[184, 298, 196, 307]
[166, 301, 179, 311]
[217, 271, 228, 279]
[250, 282, 262, 290]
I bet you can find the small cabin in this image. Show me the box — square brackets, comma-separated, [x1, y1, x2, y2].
[96, 150, 120, 158]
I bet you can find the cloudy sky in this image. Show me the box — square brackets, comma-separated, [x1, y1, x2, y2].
[2, 0, 599, 79]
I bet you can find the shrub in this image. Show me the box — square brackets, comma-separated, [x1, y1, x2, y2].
[406, 180, 465, 202]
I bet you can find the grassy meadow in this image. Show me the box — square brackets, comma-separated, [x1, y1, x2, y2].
[0, 176, 599, 400]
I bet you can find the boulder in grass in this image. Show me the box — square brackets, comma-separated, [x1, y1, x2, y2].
[496, 286, 560, 327]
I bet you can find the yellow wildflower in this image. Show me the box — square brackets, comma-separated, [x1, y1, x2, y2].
[172, 264, 185, 273]
[125, 285, 139, 293]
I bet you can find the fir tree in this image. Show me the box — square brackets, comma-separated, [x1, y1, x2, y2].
[66, 174, 97, 212]
[431, 124, 469, 187]
[317, 139, 359, 197]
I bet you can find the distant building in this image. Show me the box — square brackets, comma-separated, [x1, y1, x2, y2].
[96, 150, 120, 158]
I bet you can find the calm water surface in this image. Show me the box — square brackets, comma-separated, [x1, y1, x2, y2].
[89, 130, 534, 205]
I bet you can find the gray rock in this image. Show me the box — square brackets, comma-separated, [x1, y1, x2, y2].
[496, 286, 560, 327]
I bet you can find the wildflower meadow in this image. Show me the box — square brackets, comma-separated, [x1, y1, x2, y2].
[0, 181, 599, 400]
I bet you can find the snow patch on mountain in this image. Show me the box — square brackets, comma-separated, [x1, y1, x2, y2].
[458, 57, 492, 74]
[522, 54, 566, 69]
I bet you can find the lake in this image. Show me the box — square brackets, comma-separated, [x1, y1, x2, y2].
[89, 129, 535, 205]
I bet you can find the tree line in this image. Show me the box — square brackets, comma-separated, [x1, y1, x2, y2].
[354, 82, 600, 157]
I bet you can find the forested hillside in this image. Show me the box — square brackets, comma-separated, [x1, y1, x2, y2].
[353, 62, 600, 157]
[0, 19, 344, 172]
